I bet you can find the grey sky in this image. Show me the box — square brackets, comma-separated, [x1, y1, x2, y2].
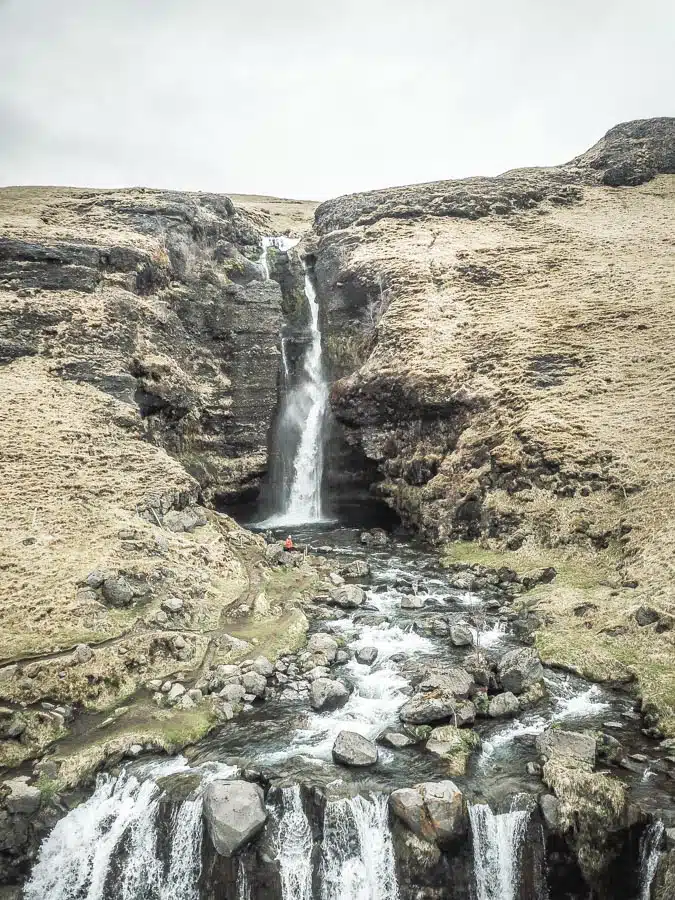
[1, 0, 673, 200]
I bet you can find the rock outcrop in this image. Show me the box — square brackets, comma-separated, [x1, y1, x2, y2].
[308, 117, 675, 735]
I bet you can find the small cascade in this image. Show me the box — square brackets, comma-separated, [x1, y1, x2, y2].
[237, 857, 252, 900]
[277, 785, 314, 900]
[639, 820, 665, 900]
[321, 794, 399, 900]
[24, 765, 206, 900]
[469, 803, 530, 900]
[258, 235, 298, 281]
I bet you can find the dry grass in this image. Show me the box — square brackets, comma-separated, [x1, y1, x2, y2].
[336, 176, 675, 729]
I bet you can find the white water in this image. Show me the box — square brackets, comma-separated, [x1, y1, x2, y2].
[259, 235, 299, 281]
[274, 267, 328, 525]
[639, 820, 664, 900]
[469, 803, 530, 900]
[277, 785, 314, 900]
[237, 857, 252, 900]
[25, 759, 235, 900]
[322, 794, 399, 900]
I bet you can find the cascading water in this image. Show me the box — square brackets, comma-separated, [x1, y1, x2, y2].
[321, 794, 399, 900]
[469, 803, 530, 900]
[24, 762, 208, 900]
[276, 785, 314, 900]
[639, 820, 664, 900]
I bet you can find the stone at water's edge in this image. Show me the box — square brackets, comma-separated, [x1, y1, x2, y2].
[497, 647, 545, 695]
[391, 781, 466, 847]
[535, 728, 597, 767]
[332, 730, 378, 766]
[488, 691, 520, 718]
[425, 726, 481, 776]
[310, 677, 349, 711]
[203, 780, 268, 857]
[329, 584, 366, 608]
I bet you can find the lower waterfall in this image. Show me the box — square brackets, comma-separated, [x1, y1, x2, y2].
[469, 803, 530, 900]
[321, 794, 399, 900]
[24, 765, 205, 900]
[277, 785, 314, 900]
[639, 820, 665, 900]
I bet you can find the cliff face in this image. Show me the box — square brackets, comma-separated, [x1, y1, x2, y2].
[310, 118, 675, 731]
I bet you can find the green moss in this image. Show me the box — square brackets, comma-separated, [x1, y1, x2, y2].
[36, 774, 61, 802]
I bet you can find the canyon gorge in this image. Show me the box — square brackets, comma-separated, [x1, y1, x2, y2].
[1, 117, 675, 899]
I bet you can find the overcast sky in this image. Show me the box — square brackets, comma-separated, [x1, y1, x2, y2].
[1, 0, 673, 200]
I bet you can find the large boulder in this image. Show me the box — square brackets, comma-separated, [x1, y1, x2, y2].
[425, 726, 481, 775]
[399, 693, 458, 725]
[310, 678, 349, 712]
[203, 780, 268, 857]
[497, 648, 544, 695]
[307, 632, 339, 662]
[329, 585, 366, 609]
[450, 625, 474, 647]
[355, 646, 378, 665]
[417, 667, 474, 699]
[390, 781, 466, 847]
[332, 730, 378, 766]
[535, 728, 596, 768]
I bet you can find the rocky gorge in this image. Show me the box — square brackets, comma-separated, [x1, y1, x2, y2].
[1, 118, 675, 899]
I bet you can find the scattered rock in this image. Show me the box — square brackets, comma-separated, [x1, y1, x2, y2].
[488, 692, 520, 718]
[73, 643, 93, 664]
[251, 656, 274, 677]
[401, 595, 426, 609]
[163, 507, 208, 533]
[425, 726, 481, 775]
[360, 528, 388, 547]
[355, 647, 379, 665]
[329, 585, 366, 609]
[636, 606, 660, 626]
[167, 683, 186, 704]
[340, 560, 371, 579]
[310, 678, 349, 712]
[307, 633, 338, 661]
[101, 575, 135, 607]
[241, 672, 267, 698]
[332, 730, 378, 766]
[377, 728, 420, 749]
[329, 572, 345, 586]
[450, 625, 474, 647]
[497, 647, 544, 695]
[399, 694, 459, 725]
[162, 597, 184, 614]
[220, 684, 246, 703]
[4, 777, 41, 815]
[203, 780, 268, 857]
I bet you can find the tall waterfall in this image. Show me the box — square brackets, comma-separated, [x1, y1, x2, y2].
[321, 794, 399, 900]
[259, 235, 329, 526]
[469, 803, 530, 900]
[24, 766, 205, 900]
[277, 785, 314, 900]
[639, 820, 664, 900]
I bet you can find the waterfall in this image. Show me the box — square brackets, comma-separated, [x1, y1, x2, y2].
[321, 794, 399, 900]
[237, 857, 252, 900]
[281, 266, 328, 524]
[277, 785, 314, 900]
[639, 820, 665, 900]
[25, 767, 205, 900]
[469, 803, 530, 900]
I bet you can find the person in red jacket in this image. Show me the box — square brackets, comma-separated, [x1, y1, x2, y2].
[284, 535, 294, 551]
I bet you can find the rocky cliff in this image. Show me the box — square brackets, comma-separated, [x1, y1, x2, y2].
[309, 118, 675, 732]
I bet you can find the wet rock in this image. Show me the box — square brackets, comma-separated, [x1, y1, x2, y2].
[526, 762, 542, 776]
[447, 572, 476, 591]
[536, 728, 596, 768]
[332, 730, 378, 766]
[305, 666, 330, 681]
[390, 780, 465, 846]
[101, 574, 135, 607]
[329, 585, 366, 608]
[203, 780, 267, 857]
[241, 672, 267, 698]
[636, 605, 660, 626]
[360, 528, 388, 546]
[450, 624, 474, 647]
[463, 651, 493, 687]
[335, 650, 349, 665]
[377, 728, 420, 749]
[310, 678, 349, 712]
[425, 726, 481, 776]
[418, 667, 474, 699]
[340, 560, 371, 579]
[355, 646, 379, 665]
[497, 647, 544, 695]
[539, 793, 561, 832]
[488, 691, 520, 718]
[401, 595, 426, 609]
[306, 633, 338, 661]
[596, 732, 624, 765]
[455, 701, 476, 727]
[399, 693, 459, 725]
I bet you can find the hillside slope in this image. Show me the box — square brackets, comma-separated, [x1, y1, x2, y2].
[310, 118, 675, 731]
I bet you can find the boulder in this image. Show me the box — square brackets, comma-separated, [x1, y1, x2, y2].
[162, 597, 184, 614]
[418, 667, 474, 699]
[399, 693, 458, 725]
[73, 643, 93, 664]
[307, 633, 339, 661]
[241, 672, 267, 698]
[536, 728, 597, 768]
[539, 793, 561, 832]
[340, 560, 371, 579]
[251, 656, 274, 677]
[455, 701, 476, 727]
[497, 647, 544, 695]
[360, 528, 388, 546]
[167, 683, 186, 704]
[488, 692, 520, 718]
[401, 595, 426, 609]
[391, 782, 466, 847]
[450, 625, 474, 647]
[332, 731, 378, 766]
[310, 678, 349, 712]
[377, 728, 420, 749]
[355, 646, 379, 665]
[101, 575, 134, 607]
[203, 780, 267, 857]
[220, 684, 246, 703]
[425, 726, 481, 775]
[636, 605, 660, 626]
[329, 585, 366, 608]
[4, 778, 40, 815]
